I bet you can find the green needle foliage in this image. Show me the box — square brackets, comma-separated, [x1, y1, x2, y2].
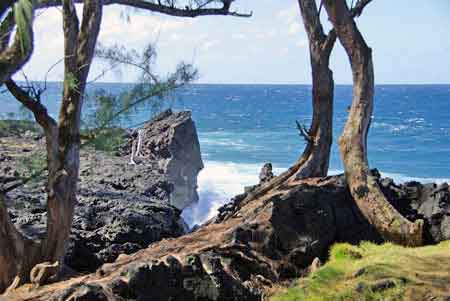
[83, 42, 198, 151]
[13, 0, 33, 54]
[1, 41, 198, 190]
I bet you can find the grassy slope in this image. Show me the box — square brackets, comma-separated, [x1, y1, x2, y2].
[272, 241, 450, 301]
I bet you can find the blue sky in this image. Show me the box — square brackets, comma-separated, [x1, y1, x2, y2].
[20, 0, 450, 84]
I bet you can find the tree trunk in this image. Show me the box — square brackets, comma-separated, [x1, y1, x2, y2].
[0, 195, 42, 291]
[0, 0, 102, 292]
[323, 0, 423, 246]
[293, 0, 334, 180]
[41, 0, 103, 277]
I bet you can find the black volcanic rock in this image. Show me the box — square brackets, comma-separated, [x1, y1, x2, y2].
[1, 110, 203, 273]
[4, 169, 450, 300]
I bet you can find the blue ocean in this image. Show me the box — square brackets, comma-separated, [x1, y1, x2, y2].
[1, 84, 450, 225]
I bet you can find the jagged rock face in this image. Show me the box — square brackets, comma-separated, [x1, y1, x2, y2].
[379, 178, 450, 244]
[1, 110, 204, 274]
[4, 172, 450, 300]
[121, 109, 204, 210]
[259, 163, 274, 183]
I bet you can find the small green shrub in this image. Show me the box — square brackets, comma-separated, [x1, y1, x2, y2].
[82, 128, 127, 153]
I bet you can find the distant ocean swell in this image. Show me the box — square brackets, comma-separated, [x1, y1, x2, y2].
[182, 160, 450, 227]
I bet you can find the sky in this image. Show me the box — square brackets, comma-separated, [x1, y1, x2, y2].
[18, 0, 450, 84]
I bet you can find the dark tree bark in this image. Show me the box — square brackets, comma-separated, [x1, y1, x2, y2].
[36, 0, 252, 17]
[292, 0, 335, 179]
[323, 0, 423, 246]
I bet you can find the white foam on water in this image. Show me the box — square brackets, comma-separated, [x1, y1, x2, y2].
[181, 162, 449, 228]
[380, 172, 450, 184]
[181, 161, 285, 227]
[329, 169, 450, 184]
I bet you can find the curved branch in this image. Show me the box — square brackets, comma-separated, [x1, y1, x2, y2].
[36, 0, 252, 17]
[5, 79, 57, 131]
[323, 0, 372, 51]
[296, 120, 312, 143]
[352, 0, 372, 17]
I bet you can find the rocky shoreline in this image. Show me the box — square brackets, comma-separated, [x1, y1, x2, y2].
[0, 110, 203, 274]
[0, 111, 449, 300]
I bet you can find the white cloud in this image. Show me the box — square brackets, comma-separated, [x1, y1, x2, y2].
[98, 9, 194, 47]
[276, 4, 298, 23]
[232, 33, 246, 40]
[288, 22, 302, 35]
[169, 33, 182, 41]
[296, 39, 308, 48]
[256, 29, 276, 40]
[280, 47, 289, 56]
[200, 39, 220, 52]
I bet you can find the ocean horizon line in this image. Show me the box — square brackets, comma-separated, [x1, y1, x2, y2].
[12, 81, 450, 87]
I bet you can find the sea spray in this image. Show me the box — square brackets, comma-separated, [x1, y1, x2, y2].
[181, 161, 285, 227]
[182, 162, 450, 227]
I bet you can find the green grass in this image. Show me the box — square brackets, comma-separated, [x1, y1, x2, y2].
[271, 241, 450, 301]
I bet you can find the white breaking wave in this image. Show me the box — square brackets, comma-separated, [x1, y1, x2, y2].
[181, 161, 285, 227]
[181, 161, 449, 228]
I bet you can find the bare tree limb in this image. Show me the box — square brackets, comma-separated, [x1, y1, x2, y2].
[36, 0, 252, 17]
[62, 0, 79, 75]
[5, 79, 57, 131]
[76, 0, 103, 82]
[322, 0, 372, 55]
[351, 0, 372, 17]
[296, 120, 312, 143]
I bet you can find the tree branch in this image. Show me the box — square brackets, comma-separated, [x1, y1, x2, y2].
[5, 79, 57, 131]
[322, 29, 336, 56]
[62, 0, 79, 75]
[322, 0, 372, 56]
[36, 0, 252, 17]
[298, 0, 326, 44]
[76, 0, 103, 83]
[296, 120, 312, 143]
[351, 0, 372, 17]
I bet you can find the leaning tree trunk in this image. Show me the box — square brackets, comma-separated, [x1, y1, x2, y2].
[41, 0, 102, 275]
[0, 195, 42, 292]
[292, 0, 335, 180]
[0, 0, 102, 292]
[323, 0, 423, 246]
